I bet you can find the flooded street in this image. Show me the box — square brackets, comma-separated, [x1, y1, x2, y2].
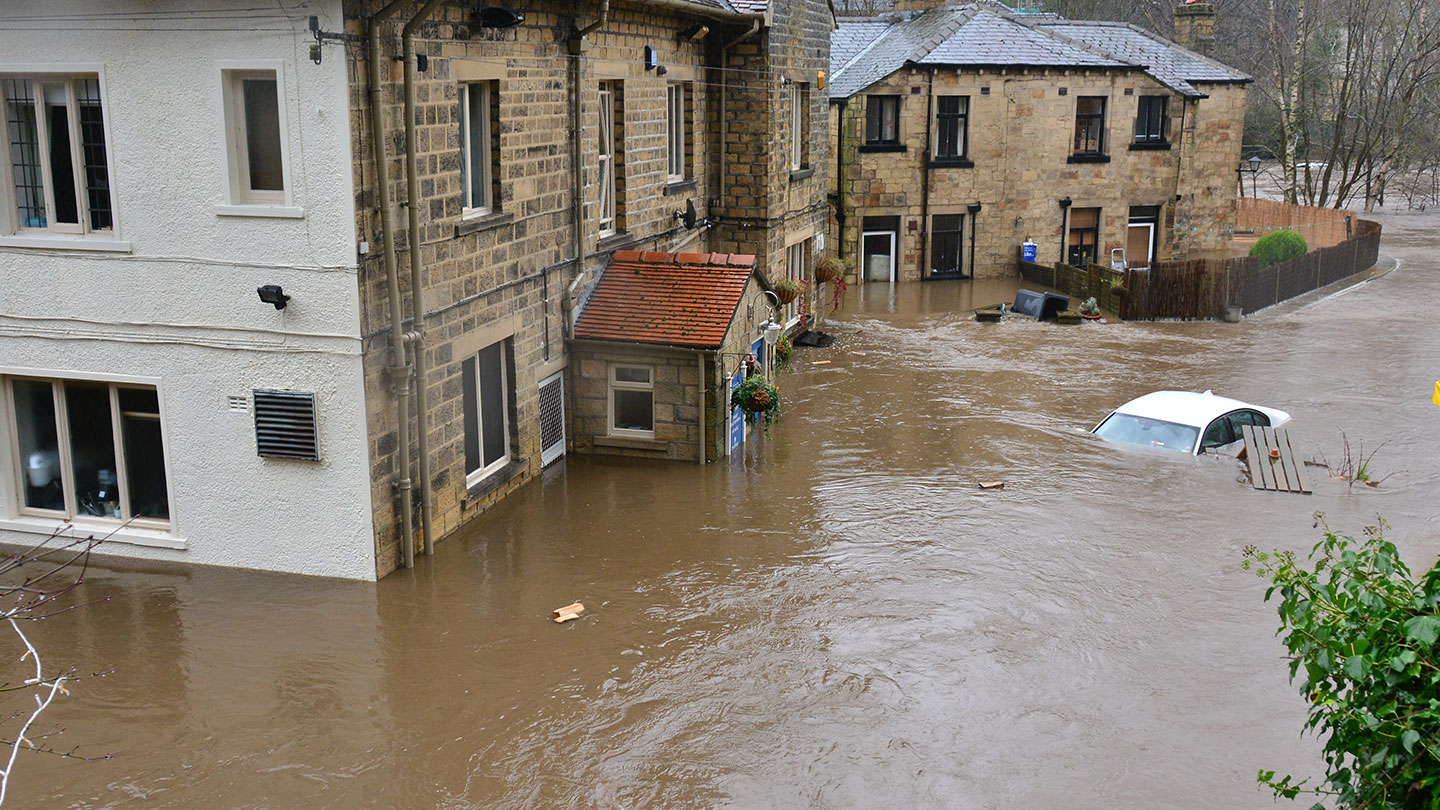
[20, 209, 1440, 809]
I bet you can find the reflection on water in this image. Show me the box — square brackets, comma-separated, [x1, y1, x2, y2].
[14, 209, 1440, 809]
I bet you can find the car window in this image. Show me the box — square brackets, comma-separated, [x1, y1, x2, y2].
[1230, 409, 1270, 427]
[1199, 417, 1233, 451]
[1093, 412, 1200, 453]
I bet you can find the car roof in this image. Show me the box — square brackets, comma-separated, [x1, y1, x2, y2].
[1110, 390, 1290, 428]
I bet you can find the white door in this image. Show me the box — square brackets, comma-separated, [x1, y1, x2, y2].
[861, 231, 896, 283]
[1126, 223, 1155, 270]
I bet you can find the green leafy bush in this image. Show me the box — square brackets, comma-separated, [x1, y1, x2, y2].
[730, 375, 781, 428]
[1250, 229, 1309, 268]
[1243, 516, 1440, 809]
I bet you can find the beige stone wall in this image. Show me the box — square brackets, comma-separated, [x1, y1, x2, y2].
[570, 344, 706, 462]
[833, 66, 1247, 280]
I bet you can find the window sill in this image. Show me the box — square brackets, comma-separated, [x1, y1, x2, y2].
[1129, 142, 1172, 151]
[455, 210, 513, 237]
[1067, 154, 1111, 164]
[789, 167, 815, 182]
[0, 234, 133, 253]
[928, 157, 974, 168]
[664, 179, 698, 196]
[0, 516, 186, 550]
[215, 204, 306, 219]
[596, 231, 632, 251]
[462, 458, 526, 504]
[859, 143, 906, 153]
[595, 435, 667, 452]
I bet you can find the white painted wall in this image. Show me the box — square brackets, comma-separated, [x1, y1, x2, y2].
[0, 0, 377, 579]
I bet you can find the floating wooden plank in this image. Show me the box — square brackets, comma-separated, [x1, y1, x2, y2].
[811, 360, 832, 366]
[554, 612, 581, 623]
[978, 481, 1005, 490]
[552, 602, 584, 617]
[1241, 425, 1311, 494]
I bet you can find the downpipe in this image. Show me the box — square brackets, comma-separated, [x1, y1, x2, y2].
[568, 0, 608, 327]
[368, 0, 414, 569]
[403, 0, 445, 557]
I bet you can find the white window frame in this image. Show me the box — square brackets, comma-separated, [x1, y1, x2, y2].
[463, 342, 512, 488]
[216, 60, 298, 216]
[608, 365, 654, 439]
[0, 66, 121, 245]
[789, 83, 806, 171]
[597, 81, 616, 237]
[460, 81, 495, 218]
[3, 373, 173, 534]
[666, 82, 685, 183]
[785, 239, 807, 327]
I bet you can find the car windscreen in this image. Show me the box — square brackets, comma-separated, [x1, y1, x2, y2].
[1092, 412, 1200, 454]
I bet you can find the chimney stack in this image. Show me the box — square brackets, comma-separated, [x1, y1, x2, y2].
[1173, 2, 1216, 56]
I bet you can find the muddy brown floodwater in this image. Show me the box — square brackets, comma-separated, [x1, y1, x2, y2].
[16, 209, 1440, 809]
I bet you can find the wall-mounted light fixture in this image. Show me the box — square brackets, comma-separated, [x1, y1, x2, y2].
[967, 201, 982, 214]
[473, 6, 524, 27]
[1059, 196, 1072, 209]
[644, 46, 658, 70]
[257, 285, 290, 310]
[678, 24, 709, 41]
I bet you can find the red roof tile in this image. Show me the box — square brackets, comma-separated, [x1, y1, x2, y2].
[574, 251, 759, 350]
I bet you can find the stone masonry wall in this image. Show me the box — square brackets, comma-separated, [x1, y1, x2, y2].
[833, 66, 1247, 281]
[571, 344, 706, 462]
[345, 0, 728, 576]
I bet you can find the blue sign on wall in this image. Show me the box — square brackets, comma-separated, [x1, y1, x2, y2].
[728, 372, 745, 452]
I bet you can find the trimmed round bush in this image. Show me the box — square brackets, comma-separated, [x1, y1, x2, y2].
[1249, 229, 1308, 268]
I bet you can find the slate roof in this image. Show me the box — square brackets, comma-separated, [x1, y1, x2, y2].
[574, 251, 759, 350]
[830, 3, 1249, 99]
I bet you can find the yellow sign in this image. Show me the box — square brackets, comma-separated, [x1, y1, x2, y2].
[1434, 381, 1440, 407]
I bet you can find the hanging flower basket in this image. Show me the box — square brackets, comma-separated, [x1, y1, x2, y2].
[770, 278, 802, 305]
[774, 333, 794, 370]
[730, 375, 781, 427]
[814, 257, 845, 284]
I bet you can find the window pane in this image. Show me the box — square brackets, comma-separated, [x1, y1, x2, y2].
[76, 78, 111, 230]
[119, 388, 168, 520]
[613, 389, 653, 431]
[614, 367, 650, 384]
[937, 118, 957, 157]
[464, 84, 487, 209]
[462, 357, 480, 474]
[242, 77, 283, 192]
[13, 379, 64, 512]
[64, 381, 119, 518]
[477, 343, 506, 468]
[44, 85, 79, 225]
[5, 80, 46, 227]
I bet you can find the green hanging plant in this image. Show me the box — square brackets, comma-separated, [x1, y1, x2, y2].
[730, 374, 781, 427]
[770, 278, 802, 305]
[774, 333, 794, 370]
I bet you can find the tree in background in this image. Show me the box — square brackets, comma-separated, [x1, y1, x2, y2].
[1243, 516, 1439, 809]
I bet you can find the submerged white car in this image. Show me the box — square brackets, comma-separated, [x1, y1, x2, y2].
[1091, 390, 1291, 456]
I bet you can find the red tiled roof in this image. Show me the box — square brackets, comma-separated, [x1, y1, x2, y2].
[574, 250, 759, 350]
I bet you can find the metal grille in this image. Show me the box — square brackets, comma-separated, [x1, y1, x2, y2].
[4, 79, 45, 227]
[538, 373, 565, 467]
[252, 390, 319, 461]
[76, 78, 111, 231]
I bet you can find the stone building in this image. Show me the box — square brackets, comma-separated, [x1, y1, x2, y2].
[345, 0, 835, 577]
[827, 1, 1250, 282]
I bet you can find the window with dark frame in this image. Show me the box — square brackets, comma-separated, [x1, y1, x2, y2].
[930, 214, 965, 275]
[1134, 96, 1167, 144]
[462, 341, 512, 486]
[865, 95, 900, 145]
[934, 96, 969, 159]
[1072, 96, 1106, 155]
[1067, 207, 1100, 267]
[3, 76, 113, 234]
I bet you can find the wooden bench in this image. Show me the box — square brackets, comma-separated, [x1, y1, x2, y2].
[1240, 425, 1311, 494]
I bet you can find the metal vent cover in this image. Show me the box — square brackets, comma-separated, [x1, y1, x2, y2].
[538, 373, 565, 467]
[252, 389, 319, 461]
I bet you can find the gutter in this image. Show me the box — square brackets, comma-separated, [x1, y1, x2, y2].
[367, 0, 416, 569]
[568, 0, 609, 331]
[402, 0, 446, 558]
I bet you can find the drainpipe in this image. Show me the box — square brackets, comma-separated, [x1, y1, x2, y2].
[369, 0, 414, 569]
[834, 98, 847, 261]
[920, 68, 934, 279]
[403, 0, 445, 557]
[1058, 196, 1072, 266]
[569, 0, 608, 321]
[719, 20, 761, 205]
[696, 351, 706, 465]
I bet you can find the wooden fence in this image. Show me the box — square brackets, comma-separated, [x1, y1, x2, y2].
[1016, 218, 1383, 321]
[1236, 198, 1356, 249]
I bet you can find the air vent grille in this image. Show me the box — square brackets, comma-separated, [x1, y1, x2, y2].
[253, 389, 319, 461]
[538, 373, 565, 467]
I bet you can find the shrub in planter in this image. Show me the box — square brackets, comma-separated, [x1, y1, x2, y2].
[730, 375, 781, 427]
[1249, 229, 1308, 268]
[770, 278, 802, 305]
[814, 257, 845, 283]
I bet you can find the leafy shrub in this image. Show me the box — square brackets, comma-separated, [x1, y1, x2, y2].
[1249, 229, 1308, 268]
[730, 375, 781, 427]
[1243, 516, 1440, 808]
